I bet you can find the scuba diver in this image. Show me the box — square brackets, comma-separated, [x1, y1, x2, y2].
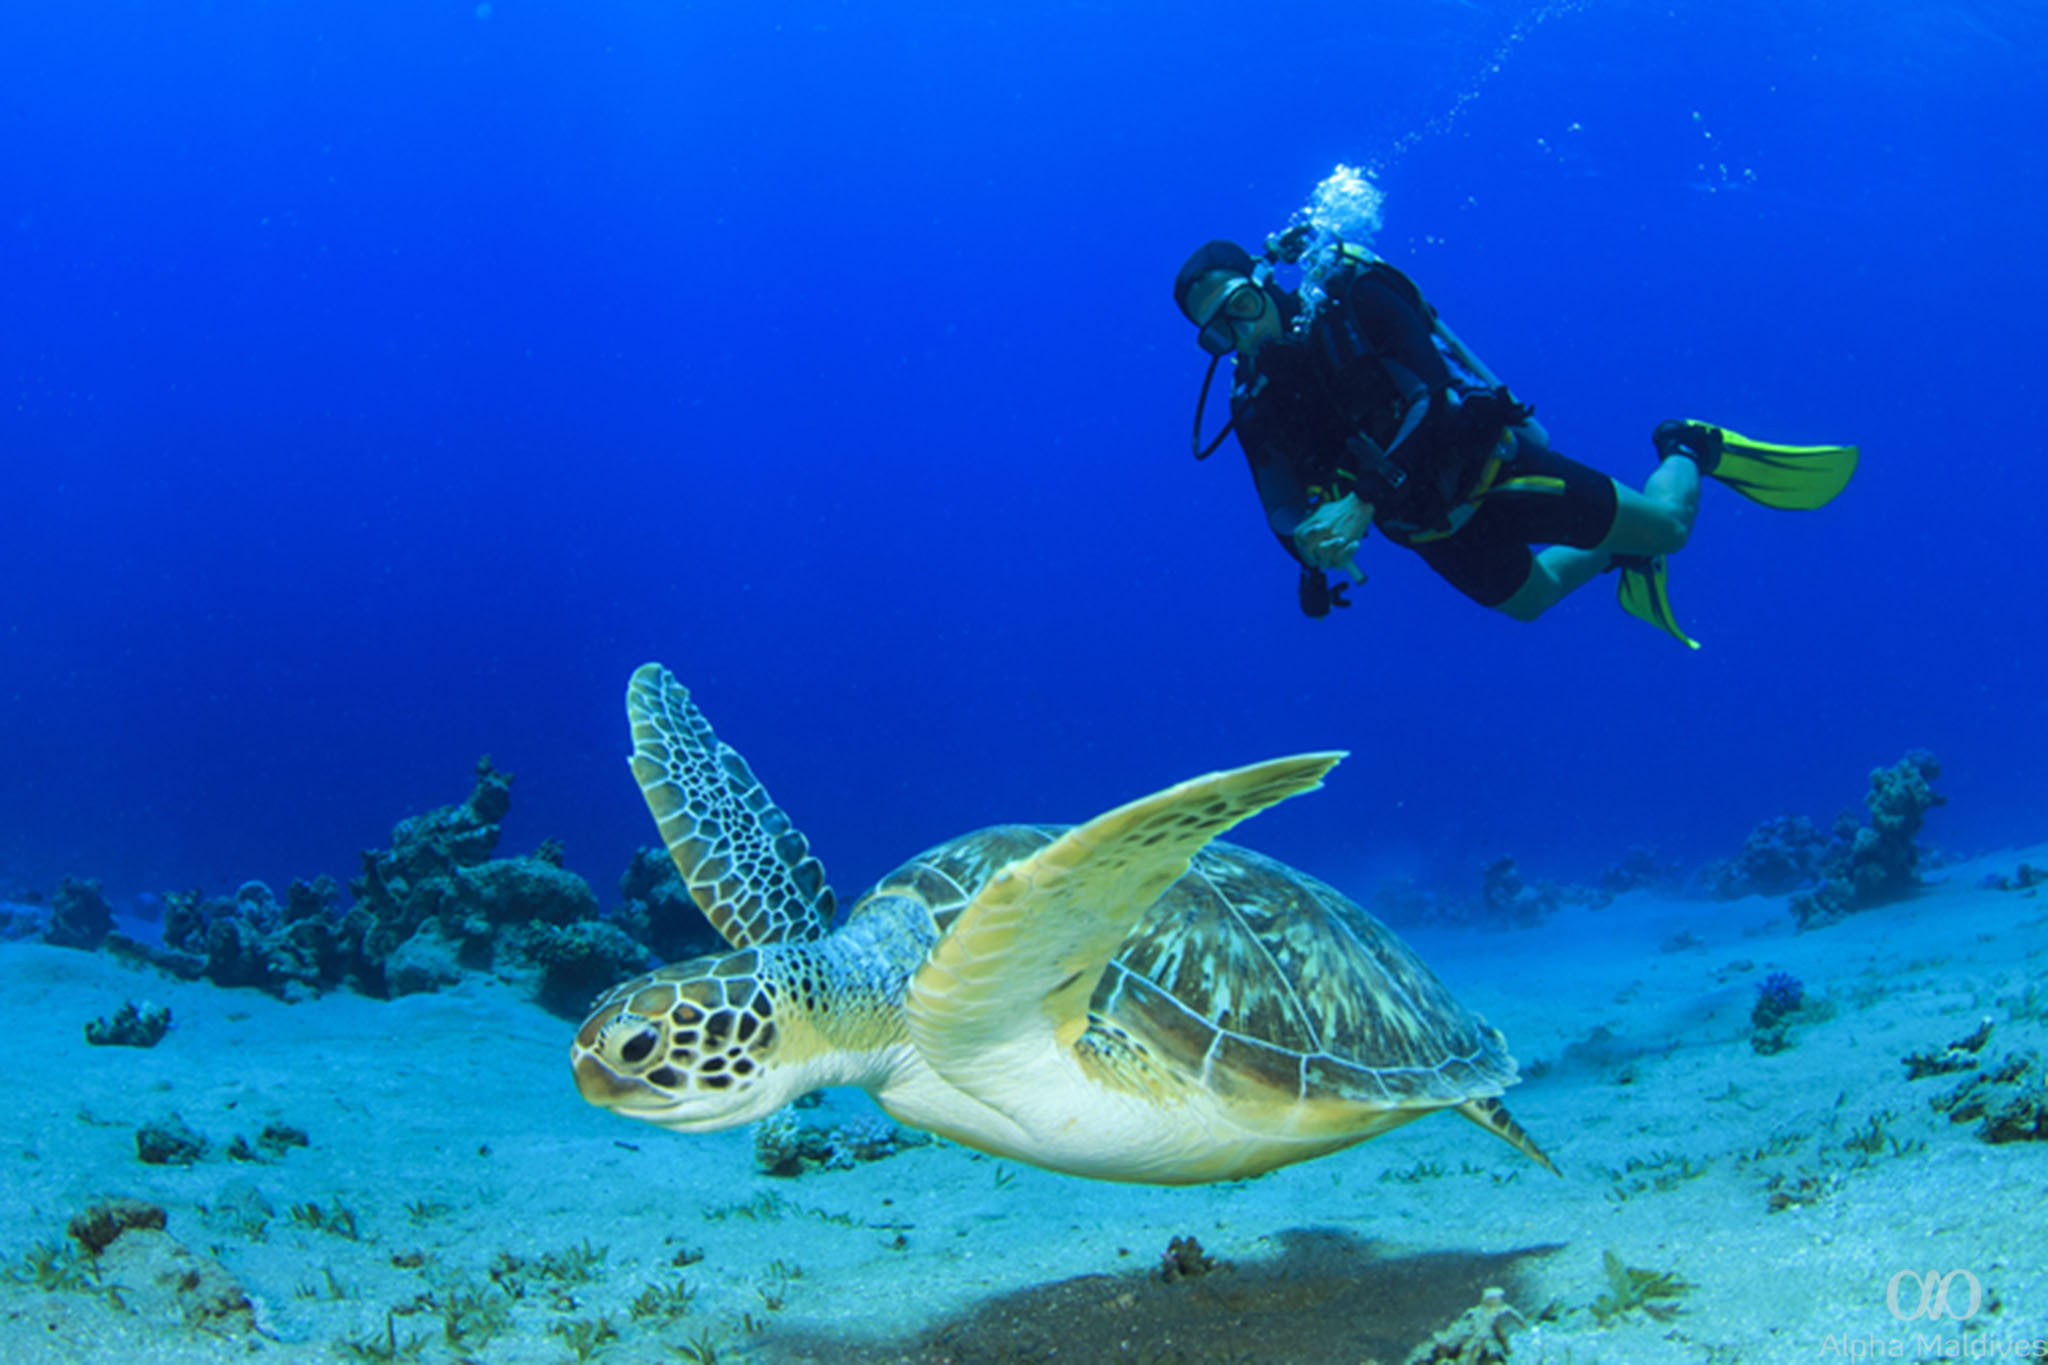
[1173, 233, 1858, 645]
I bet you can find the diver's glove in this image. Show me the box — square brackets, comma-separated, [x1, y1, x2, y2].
[1298, 567, 1354, 618]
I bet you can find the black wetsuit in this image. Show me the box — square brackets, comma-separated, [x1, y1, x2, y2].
[1229, 261, 1618, 608]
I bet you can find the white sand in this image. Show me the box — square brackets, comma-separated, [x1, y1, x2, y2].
[3, 844, 2045, 1363]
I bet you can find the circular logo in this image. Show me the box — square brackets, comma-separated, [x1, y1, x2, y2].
[1888, 1269, 1982, 1322]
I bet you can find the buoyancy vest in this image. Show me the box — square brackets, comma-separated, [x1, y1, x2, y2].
[1230, 258, 1526, 536]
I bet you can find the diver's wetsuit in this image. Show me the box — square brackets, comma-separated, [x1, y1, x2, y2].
[1229, 261, 1617, 607]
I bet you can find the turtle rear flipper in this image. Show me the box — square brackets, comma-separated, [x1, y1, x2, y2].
[1457, 1096, 1560, 1176]
[905, 753, 1343, 1108]
[627, 663, 835, 948]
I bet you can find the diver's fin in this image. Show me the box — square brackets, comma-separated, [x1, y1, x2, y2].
[1613, 554, 1700, 650]
[1665, 419, 1859, 511]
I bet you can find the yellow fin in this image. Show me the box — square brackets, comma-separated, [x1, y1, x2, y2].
[1616, 556, 1700, 650]
[1704, 421, 1859, 511]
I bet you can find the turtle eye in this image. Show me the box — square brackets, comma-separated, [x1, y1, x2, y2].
[618, 1027, 660, 1067]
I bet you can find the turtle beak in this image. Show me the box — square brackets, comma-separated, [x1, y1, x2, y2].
[570, 1047, 765, 1133]
[570, 996, 674, 1108]
[573, 1050, 661, 1109]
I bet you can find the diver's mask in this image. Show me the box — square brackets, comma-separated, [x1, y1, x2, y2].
[1192, 277, 1269, 358]
[1188, 274, 1273, 460]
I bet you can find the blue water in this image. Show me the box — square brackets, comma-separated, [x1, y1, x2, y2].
[4, 0, 2043, 913]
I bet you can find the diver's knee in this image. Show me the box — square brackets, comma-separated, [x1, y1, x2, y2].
[1659, 512, 1692, 555]
[1494, 581, 1552, 623]
[1609, 482, 1696, 556]
[1610, 504, 1691, 557]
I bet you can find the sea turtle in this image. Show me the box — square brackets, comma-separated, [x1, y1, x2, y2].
[572, 664, 1555, 1185]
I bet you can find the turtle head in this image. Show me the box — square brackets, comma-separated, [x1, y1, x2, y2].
[571, 948, 820, 1132]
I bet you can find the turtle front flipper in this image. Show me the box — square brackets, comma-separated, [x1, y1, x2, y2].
[905, 753, 1343, 1109]
[626, 664, 835, 948]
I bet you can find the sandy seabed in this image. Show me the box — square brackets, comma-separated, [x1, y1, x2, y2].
[3, 843, 2046, 1364]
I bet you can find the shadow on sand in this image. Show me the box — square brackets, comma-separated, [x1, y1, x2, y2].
[767, 1226, 1566, 1363]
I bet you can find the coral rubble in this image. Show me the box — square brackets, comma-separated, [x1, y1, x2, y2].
[1404, 1286, 1527, 1365]
[751, 1108, 931, 1177]
[83, 999, 171, 1047]
[1902, 1019, 1994, 1080]
[1928, 1049, 2048, 1144]
[1158, 1234, 1225, 1284]
[134, 1113, 208, 1167]
[67, 1199, 167, 1256]
[1749, 971, 1808, 1055]
[1984, 863, 2047, 893]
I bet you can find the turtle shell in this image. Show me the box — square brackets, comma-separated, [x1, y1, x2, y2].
[861, 824, 1517, 1111]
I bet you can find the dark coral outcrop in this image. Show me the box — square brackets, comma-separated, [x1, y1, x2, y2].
[45, 876, 115, 950]
[95, 756, 676, 1017]
[1700, 815, 1828, 900]
[1790, 750, 1945, 928]
[614, 846, 724, 963]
